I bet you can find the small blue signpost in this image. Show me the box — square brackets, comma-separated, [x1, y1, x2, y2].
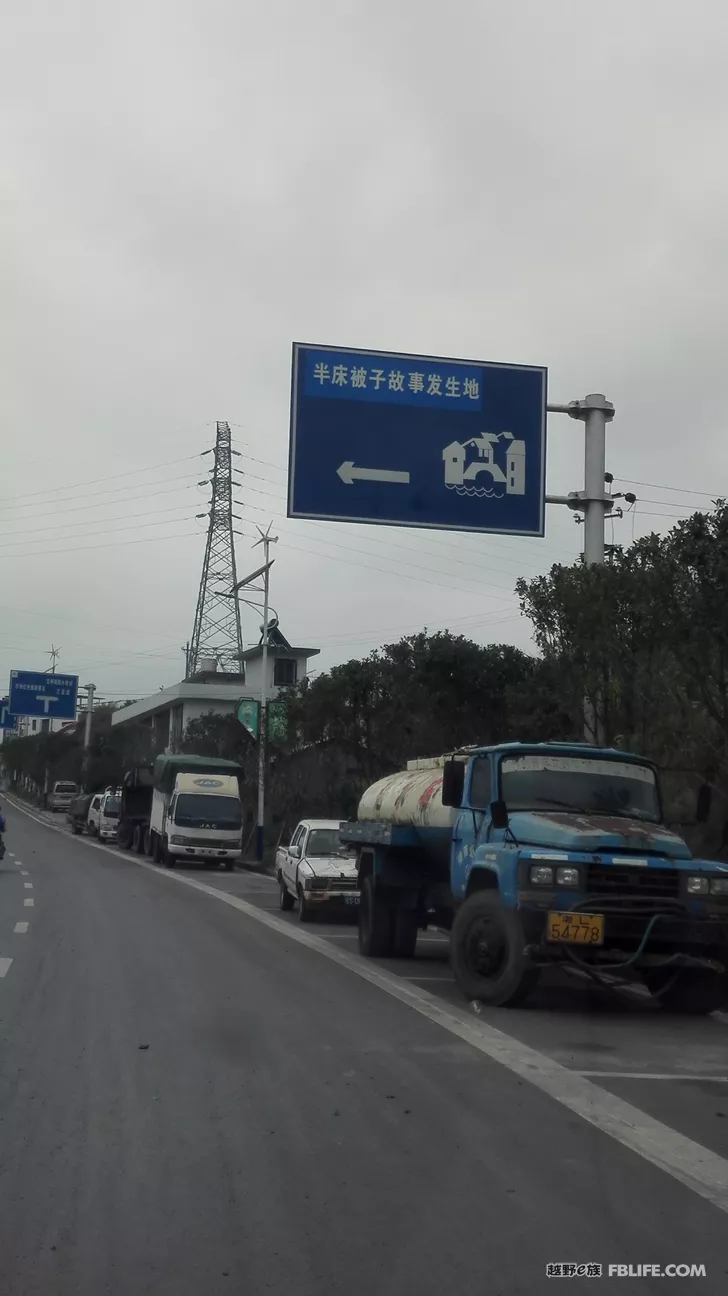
[288, 343, 547, 536]
[8, 671, 79, 720]
[0, 698, 17, 731]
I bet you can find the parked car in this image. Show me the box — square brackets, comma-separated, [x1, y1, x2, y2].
[48, 780, 79, 812]
[87, 789, 121, 841]
[67, 793, 94, 835]
[276, 819, 359, 922]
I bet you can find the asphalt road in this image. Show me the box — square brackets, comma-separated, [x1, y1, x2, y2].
[1, 802, 728, 1294]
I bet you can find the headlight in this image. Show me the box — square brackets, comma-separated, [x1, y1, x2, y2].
[710, 878, 728, 896]
[169, 835, 183, 845]
[557, 866, 579, 886]
[687, 876, 709, 895]
[529, 865, 554, 885]
[304, 877, 328, 890]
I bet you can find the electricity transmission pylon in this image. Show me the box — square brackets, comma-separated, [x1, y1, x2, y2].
[187, 421, 244, 676]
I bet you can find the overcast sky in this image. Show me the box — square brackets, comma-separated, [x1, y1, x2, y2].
[2, 0, 727, 702]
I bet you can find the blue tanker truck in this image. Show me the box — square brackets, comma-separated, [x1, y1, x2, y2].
[341, 741, 728, 1013]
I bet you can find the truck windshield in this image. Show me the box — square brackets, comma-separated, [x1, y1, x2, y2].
[103, 798, 120, 818]
[174, 795, 242, 829]
[307, 828, 346, 856]
[500, 755, 661, 822]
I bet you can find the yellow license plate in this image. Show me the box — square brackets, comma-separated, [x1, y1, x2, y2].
[547, 910, 604, 946]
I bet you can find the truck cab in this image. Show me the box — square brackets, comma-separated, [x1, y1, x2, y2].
[87, 788, 121, 841]
[150, 769, 242, 871]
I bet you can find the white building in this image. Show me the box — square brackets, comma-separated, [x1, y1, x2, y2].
[111, 627, 319, 754]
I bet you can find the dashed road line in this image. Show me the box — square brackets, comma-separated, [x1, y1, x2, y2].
[0, 958, 13, 977]
[24, 898, 34, 907]
[24, 882, 32, 889]
[8, 792, 728, 1218]
[21, 870, 29, 875]
[14, 922, 29, 934]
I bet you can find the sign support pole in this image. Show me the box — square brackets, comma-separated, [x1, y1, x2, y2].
[545, 395, 615, 744]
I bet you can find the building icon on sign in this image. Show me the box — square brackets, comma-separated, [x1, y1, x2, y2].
[442, 431, 526, 498]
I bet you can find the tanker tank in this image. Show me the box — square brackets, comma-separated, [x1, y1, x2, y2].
[357, 753, 470, 866]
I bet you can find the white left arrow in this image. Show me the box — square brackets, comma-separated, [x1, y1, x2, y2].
[337, 461, 410, 486]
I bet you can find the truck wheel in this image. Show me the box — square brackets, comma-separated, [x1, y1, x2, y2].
[143, 829, 152, 857]
[645, 969, 728, 1014]
[151, 831, 161, 864]
[117, 822, 132, 850]
[132, 824, 144, 854]
[392, 910, 418, 959]
[222, 859, 235, 873]
[450, 892, 538, 1007]
[279, 880, 295, 911]
[298, 886, 313, 922]
[163, 837, 175, 869]
[359, 876, 394, 958]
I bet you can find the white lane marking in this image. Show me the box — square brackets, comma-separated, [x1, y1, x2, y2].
[24, 898, 34, 907]
[408, 975, 456, 983]
[8, 853, 15, 859]
[21, 870, 29, 875]
[14, 861, 22, 866]
[9, 793, 728, 1216]
[0, 958, 13, 977]
[713, 1012, 728, 1028]
[14, 922, 29, 934]
[577, 1072, 728, 1081]
[24, 883, 32, 889]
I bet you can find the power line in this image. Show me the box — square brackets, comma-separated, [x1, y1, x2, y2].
[0, 471, 203, 519]
[0, 452, 203, 506]
[0, 529, 201, 561]
[0, 501, 195, 543]
[615, 477, 722, 499]
[0, 511, 198, 552]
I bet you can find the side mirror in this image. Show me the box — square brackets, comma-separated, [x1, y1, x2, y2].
[290, 844, 301, 859]
[696, 784, 712, 824]
[441, 760, 465, 808]
[490, 799, 509, 830]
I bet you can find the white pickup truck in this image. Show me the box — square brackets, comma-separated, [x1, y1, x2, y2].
[276, 819, 359, 922]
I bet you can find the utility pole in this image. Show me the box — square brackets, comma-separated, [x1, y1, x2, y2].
[253, 526, 278, 863]
[545, 394, 616, 744]
[48, 645, 60, 672]
[224, 525, 279, 864]
[82, 683, 96, 788]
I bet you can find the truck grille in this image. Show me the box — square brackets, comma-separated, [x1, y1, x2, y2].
[176, 836, 239, 849]
[585, 864, 680, 900]
[311, 876, 358, 891]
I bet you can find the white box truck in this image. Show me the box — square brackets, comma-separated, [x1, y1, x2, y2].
[148, 756, 243, 871]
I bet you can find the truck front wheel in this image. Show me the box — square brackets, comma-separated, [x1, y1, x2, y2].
[645, 968, 728, 1015]
[359, 877, 394, 958]
[450, 892, 538, 1007]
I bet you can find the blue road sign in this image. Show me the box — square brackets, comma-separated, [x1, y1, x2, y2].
[0, 698, 17, 731]
[288, 343, 547, 536]
[8, 671, 79, 720]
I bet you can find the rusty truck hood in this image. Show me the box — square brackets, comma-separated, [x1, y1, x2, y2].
[508, 811, 692, 859]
